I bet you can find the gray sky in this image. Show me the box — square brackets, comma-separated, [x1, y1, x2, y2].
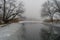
[21, 0, 47, 19]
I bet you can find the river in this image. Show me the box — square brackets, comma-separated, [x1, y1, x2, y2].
[21, 22, 47, 40]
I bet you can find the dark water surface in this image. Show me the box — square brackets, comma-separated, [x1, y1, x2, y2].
[22, 23, 46, 40]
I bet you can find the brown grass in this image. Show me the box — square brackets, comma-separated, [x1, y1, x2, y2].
[44, 19, 60, 23]
[9, 18, 23, 23]
[0, 18, 23, 25]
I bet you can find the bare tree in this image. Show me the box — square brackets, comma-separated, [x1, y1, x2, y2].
[41, 0, 60, 22]
[41, 0, 60, 40]
[0, 0, 24, 23]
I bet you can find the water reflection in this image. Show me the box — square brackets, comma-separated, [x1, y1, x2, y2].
[40, 23, 60, 40]
[21, 23, 26, 39]
[21, 23, 45, 40]
[21, 23, 60, 40]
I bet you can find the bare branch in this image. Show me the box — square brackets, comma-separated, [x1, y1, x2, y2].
[0, 0, 24, 23]
[6, 2, 24, 19]
[8, 13, 19, 21]
[54, 0, 60, 9]
[6, 13, 19, 19]
[6, 7, 16, 19]
[47, 0, 52, 15]
[6, 3, 16, 19]
[6, 3, 11, 18]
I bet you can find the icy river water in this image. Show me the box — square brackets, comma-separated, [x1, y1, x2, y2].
[21, 22, 46, 40]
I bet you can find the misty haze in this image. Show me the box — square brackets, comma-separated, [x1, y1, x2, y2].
[0, 0, 60, 40]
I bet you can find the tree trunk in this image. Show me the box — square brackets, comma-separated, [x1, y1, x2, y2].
[50, 15, 53, 23]
[50, 17, 53, 23]
[3, 0, 6, 21]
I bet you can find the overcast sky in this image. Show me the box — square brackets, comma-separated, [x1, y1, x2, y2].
[20, 0, 47, 19]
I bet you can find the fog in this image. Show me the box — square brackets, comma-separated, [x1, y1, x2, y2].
[21, 0, 47, 20]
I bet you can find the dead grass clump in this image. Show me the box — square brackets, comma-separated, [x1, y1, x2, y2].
[44, 19, 60, 23]
[0, 18, 23, 25]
